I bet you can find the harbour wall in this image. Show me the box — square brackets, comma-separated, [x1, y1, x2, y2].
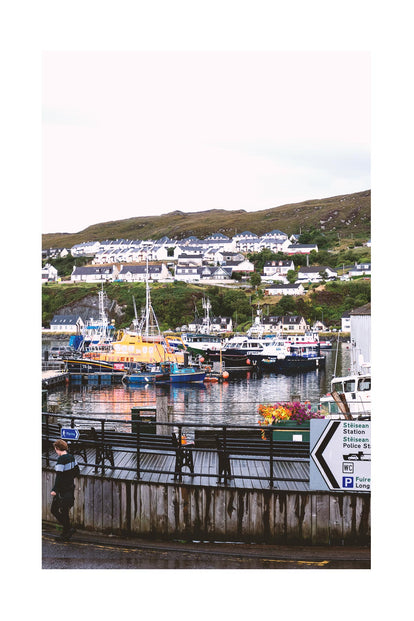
[42, 470, 370, 545]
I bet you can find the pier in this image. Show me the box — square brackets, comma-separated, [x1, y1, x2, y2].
[42, 405, 371, 545]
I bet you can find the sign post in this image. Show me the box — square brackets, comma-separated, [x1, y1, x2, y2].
[61, 427, 80, 441]
[310, 420, 371, 492]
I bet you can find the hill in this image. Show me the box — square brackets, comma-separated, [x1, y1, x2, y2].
[42, 189, 370, 249]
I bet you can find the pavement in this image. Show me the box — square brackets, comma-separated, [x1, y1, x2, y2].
[42, 523, 371, 569]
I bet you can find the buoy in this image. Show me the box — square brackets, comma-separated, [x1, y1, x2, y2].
[199, 356, 205, 363]
[222, 371, 229, 379]
[246, 359, 251, 365]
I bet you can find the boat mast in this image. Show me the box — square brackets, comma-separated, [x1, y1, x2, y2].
[202, 297, 211, 334]
[98, 284, 109, 340]
[143, 254, 161, 338]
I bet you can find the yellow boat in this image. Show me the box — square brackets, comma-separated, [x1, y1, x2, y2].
[83, 331, 186, 365]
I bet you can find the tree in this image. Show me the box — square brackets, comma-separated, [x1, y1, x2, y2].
[286, 269, 297, 284]
[250, 272, 261, 288]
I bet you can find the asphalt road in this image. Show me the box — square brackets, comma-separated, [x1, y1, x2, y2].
[42, 525, 370, 569]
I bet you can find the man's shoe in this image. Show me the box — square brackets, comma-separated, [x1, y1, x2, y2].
[58, 528, 75, 541]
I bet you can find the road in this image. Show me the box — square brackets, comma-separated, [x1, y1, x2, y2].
[42, 526, 370, 569]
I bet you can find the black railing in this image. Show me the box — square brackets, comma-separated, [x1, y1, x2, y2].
[42, 411, 310, 488]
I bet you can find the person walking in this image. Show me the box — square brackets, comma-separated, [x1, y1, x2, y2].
[50, 439, 80, 541]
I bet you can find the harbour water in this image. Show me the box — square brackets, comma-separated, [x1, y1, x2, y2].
[43, 338, 351, 428]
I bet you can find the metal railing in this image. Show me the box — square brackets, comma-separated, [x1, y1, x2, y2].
[42, 411, 310, 489]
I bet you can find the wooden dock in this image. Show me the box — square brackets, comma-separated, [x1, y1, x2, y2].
[41, 370, 69, 388]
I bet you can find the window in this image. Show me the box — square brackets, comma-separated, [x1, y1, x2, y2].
[358, 377, 371, 391]
[344, 380, 356, 392]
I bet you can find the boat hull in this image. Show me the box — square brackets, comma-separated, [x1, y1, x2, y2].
[64, 358, 126, 374]
[168, 371, 206, 383]
[251, 354, 326, 373]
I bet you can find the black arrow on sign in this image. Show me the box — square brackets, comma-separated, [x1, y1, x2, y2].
[314, 421, 341, 489]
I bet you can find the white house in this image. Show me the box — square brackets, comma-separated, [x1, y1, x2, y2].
[50, 314, 84, 333]
[174, 266, 201, 282]
[117, 263, 171, 282]
[225, 259, 255, 273]
[261, 315, 307, 333]
[312, 320, 328, 332]
[233, 231, 260, 252]
[285, 243, 318, 255]
[263, 283, 305, 296]
[263, 260, 295, 278]
[210, 316, 233, 333]
[42, 263, 58, 283]
[281, 315, 308, 334]
[297, 266, 338, 282]
[71, 265, 119, 282]
[348, 263, 371, 277]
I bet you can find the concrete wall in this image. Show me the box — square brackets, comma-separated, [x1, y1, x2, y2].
[42, 470, 370, 545]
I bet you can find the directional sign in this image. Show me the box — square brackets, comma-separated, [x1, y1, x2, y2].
[310, 420, 371, 492]
[61, 427, 80, 441]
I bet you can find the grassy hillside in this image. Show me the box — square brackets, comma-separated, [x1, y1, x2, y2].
[42, 279, 370, 331]
[42, 189, 370, 249]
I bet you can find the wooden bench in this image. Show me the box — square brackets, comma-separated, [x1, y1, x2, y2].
[194, 429, 310, 484]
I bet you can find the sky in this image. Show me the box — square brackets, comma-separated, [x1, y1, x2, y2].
[42, 50, 370, 234]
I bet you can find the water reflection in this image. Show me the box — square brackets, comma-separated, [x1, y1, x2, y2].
[45, 344, 351, 428]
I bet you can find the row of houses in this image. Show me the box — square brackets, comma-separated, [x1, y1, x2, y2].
[49, 312, 347, 335]
[44, 229, 319, 264]
[64, 261, 370, 288]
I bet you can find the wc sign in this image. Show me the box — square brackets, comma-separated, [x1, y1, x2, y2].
[310, 420, 371, 492]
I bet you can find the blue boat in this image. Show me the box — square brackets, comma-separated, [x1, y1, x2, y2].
[122, 364, 170, 384]
[160, 362, 206, 383]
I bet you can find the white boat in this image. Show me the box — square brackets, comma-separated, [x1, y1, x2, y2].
[69, 285, 115, 352]
[182, 297, 224, 357]
[319, 370, 371, 419]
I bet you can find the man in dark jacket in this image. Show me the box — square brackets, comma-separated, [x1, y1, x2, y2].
[50, 439, 80, 541]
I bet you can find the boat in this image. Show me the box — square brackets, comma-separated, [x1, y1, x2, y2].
[159, 362, 206, 383]
[122, 364, 170, 384]
[182, 298, 224, 357]
[81, 260, 188, 367]
[319, 370, 371, 418]
[319, 324, 371, 418]
[205, 337, 268, 367]
[63, 357, 127, 374]
[249, 337, 326, 372]
[182, 332, 223, 358]
[69, 285, 115, 352]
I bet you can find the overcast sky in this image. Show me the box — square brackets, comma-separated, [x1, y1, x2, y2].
[42, 50, 370, 234]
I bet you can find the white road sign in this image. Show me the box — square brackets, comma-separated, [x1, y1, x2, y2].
[310, 420, 371, 492]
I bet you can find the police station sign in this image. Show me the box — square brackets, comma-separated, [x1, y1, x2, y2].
[310, 420, 371, 492]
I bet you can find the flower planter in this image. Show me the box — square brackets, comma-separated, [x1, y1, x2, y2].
[272, 420, 310, 442]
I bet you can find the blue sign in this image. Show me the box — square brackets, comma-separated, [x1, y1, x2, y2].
[342, 476, 354, 488]
[61, 427, 80, 441]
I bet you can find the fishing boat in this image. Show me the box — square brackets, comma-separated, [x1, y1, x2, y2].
[319, 371, 371, 418]
[319, 325, 371, 418]
[159, 362, 206, 383]
[122, 364, 170, 384]
[205, 337, 268, 367]
[182, 298, 224, 357]
[69, 285, 115, 352]
[82, 260, 187, 367]
[246, 337, 325, 372]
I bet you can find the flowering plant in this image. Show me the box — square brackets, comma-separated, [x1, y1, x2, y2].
[258, 401, 323, 437]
